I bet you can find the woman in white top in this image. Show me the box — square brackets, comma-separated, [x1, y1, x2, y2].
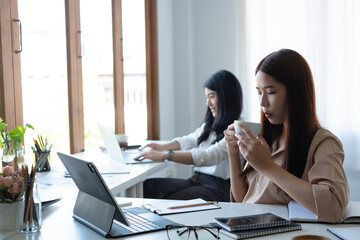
[135, 70, 243, 201]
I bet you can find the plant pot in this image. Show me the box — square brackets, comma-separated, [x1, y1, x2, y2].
[0, 200, 25, 231]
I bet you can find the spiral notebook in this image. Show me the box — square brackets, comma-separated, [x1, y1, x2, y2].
[213, 212, 291, 232]
[211, 221, 302, 239]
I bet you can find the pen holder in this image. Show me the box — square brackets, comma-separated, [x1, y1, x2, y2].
[34, 151, 51, 172]
[21, 178, 42, 233]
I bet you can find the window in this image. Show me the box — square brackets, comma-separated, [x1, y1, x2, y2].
[122, 0, 148, 142]
[0, 0, 159, 167]
[18, 0, 69, 168]
[80, 0, 115, 150]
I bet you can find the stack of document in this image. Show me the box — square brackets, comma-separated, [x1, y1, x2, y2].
[142, 198, 220, 215]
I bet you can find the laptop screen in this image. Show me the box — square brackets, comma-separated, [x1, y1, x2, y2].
[97, 123, 125, 162]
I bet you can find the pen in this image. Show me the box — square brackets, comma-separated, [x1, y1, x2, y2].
[38, 135, 44, 149]
[168, 202, 215, 209]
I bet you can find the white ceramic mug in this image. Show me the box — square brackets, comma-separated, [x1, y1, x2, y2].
[234, 120, 262, 136]
[115, 134, 128, 144]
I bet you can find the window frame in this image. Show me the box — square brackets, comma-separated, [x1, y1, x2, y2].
[0, 0, 159, 154]
[0, 0, 23, 130]
[145, 0, 159, 140]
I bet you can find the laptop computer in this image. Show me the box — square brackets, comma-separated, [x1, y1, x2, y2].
[97, 123, 155, 164]
[57, 152, 178, 238]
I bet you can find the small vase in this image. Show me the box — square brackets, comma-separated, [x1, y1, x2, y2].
[21, 179, 42, 233]
[1, 146, 24, 171]
[1, 146, 15, 168]
[0, 200, 25, 231]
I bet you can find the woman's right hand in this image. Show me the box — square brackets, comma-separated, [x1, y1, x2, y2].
[139, 142, 166, 151]
[134, 150, 168, 161]
[224, 123, 240, 154]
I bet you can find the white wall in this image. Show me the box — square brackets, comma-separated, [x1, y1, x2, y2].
[158, 0, 239, 139]
[157, 0, 360, 173]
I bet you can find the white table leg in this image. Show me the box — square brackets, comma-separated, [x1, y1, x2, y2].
[135, 182, 143, 198]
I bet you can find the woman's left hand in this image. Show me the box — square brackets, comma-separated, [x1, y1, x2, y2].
[224, 123, 241, 154]
[237, 125, 274, 171]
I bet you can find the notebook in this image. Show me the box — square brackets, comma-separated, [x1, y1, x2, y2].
[57, 152, 178, 238]
[327, 227, 360, 240]
[143, 198, 220, 215]
[211, 221, 301, 239]
[39, 189, 62, 211]
[97, 123, 155, 164]
[213, 212, 291, 232]
[288, 200, 360, 223]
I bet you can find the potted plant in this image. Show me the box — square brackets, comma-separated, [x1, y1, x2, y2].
[0, 165, 25, 231]
[0, 117, 34, 170]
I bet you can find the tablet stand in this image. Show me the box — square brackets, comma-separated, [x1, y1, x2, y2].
[72, 191, 116, 237]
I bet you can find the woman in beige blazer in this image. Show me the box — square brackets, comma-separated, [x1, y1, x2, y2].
[225, 49, 349, 223]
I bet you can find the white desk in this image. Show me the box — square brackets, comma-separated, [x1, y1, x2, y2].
[34, 149, 171, 198]
[75, 149, 172, 197]
[1, 187, 355, 240]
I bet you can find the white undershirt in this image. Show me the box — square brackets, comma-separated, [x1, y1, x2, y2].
[172, 123, 230, 180]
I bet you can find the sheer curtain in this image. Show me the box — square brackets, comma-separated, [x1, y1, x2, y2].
[239, 0, 360, 169]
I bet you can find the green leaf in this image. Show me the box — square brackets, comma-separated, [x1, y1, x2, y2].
[25, 123, 35, 130]
[0, 122, 7, 131]
[9, 126, 26, 142]
[0, 120, 34, 151]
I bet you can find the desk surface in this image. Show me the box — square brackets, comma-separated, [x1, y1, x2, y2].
[34, 149, 169, 198]
[75, 149, 169, 195]
[1, 150, 354, 240]
[1, 186, 354, 240]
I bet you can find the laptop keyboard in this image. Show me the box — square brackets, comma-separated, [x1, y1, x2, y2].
[113, 209, 162, 233]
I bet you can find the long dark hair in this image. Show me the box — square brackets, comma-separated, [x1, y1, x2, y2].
[256, 49, 320, 178]
[197, 70, 243, 145]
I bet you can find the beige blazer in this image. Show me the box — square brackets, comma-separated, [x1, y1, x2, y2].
[231, 128, 349, 223]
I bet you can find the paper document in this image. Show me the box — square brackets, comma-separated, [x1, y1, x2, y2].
[40, 190, 62, 210]
[288, 200, 360, 223]
[142, 198, 220, 215]
[288, 200, 317, 222]
[328, 227, 360, 240]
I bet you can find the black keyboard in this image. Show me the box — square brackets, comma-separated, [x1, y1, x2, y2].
[113, 209, 162, 233]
